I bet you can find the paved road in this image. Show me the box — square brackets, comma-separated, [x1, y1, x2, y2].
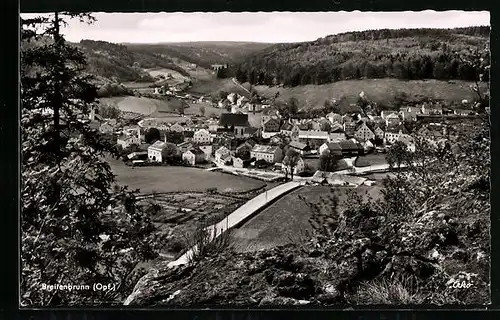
[167, 181, 303, 267]
[232, 78, 251, 94]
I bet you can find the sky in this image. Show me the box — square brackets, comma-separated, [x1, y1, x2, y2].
[20, 11, 490, 44]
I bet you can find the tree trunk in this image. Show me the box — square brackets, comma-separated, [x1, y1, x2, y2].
[53, 12, 62, 165]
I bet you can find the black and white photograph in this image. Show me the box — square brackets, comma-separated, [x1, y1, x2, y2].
[20, 10, 490, 307]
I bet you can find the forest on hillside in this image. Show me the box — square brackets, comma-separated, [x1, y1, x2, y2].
[232, 27, 490, 87]
[127, 42, 272, 70]
[76, 40, 190, 82]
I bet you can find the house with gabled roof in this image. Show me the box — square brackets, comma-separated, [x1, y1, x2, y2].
[250, 144, 283, 164]
[170, 123, 185, 133]
[339, 140, 364, 157]
[219, 113, 249, 138]
[385, 113, 401, 126]
[374, 126, 385, 140]
[384, 125, 409, 144]
[354, 122, 375, 142]
[326, 112, 343, 124]
[215, 146, 232, 164]
[319, 142, 343, 157]
[193, 129, 211, 145]
[289, 141, 311, 156]
[148, 140, 171, 163]
[182, 147, 206, 166]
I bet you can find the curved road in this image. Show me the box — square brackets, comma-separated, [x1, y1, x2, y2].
[232, 77, 251, 95]
[167, 181, 304, 268]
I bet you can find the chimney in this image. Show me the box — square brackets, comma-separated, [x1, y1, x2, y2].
[164, 133, 167, 143]
[137, 127, 141, 141]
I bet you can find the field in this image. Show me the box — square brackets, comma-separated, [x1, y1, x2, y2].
[354, 153, 388, 167]
[107, 157, 266, 194]
[145, 68, 189, 81]
[253, 79, 484, 109]
[231, 184, 383, 253]
[187, 77, 250, 98]
[100, 96, 157, 115]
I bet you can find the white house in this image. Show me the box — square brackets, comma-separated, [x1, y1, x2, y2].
[326, 112, 343, 124]
[148, 140, 169, 162]
[198, 145, 213, 161]
[193, 129, 211, 144]
[117, 128, 141, 149]
[354, 122, 375, 142]
[233, 156, 245, 168]
[384, 129, 404, 145]
[236, 96, 250, 107]
[215, 146, 232, 164]
[250, 144, 283, 164]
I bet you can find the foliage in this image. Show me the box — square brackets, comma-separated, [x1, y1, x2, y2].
[21, 13, 158, 307]
[235, 27, 490, 87]
[184, 218, 234, 264]
[145, 127, 161, 144]
[98, 103, 121, 119]
[282, 148, 301, 180]
[385, 140, 411, 170]
[350, 275, 425, 304]
[318, 150, 340, 172]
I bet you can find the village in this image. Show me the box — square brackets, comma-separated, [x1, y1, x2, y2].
[89, 86, 480, 187]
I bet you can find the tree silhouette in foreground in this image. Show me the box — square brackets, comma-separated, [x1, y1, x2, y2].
[21, 13, 159, 306]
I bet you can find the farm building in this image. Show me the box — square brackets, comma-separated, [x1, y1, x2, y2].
[289, 141, 311, 156]
[319, 142, 343, 157]
[182, 148, 206, 166]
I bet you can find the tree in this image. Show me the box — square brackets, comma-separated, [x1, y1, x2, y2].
[21, 13, 158, 307]
[320, 121, 332, 133]
[385, 140, 410, 170]
[145, 127, 161, 144]
[282, 148, 301, 180]
[98, 104, 120, 119]
[218, 90, 228, 100]
[319, 149, 339, 172]
[199, 105, 206, 117]
[288, 97, 299, 117]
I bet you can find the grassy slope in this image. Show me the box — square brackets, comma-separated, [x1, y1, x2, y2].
[254, 79, 483, 109]
[232, 184, 383, 253]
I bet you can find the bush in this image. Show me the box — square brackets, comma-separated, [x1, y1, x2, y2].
[350, 275, 425, 304]
[183, 218, 234, 264]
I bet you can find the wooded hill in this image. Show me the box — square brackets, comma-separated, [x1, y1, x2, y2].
[233, 27, 490, 87]
[74, 40, 191, 83]
[126, 41, 273, 70]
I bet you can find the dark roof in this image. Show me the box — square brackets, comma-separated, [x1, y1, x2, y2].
[219, 113, 249, 127]
[327, 142, 342, 151]
[280, 122, 293, 131]
[289, 141, 309, 150]
[187, 147, 205, 155]
[184, 131, 195, 138]
[340, 140, 359, 150]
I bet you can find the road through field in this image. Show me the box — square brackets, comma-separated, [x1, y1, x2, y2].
[167, 181, 304, 267]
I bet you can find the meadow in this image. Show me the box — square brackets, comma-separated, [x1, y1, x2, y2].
[108, 157, 266, 194]
[253, 79, 484, 109]
[231, 184, 383, 253]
